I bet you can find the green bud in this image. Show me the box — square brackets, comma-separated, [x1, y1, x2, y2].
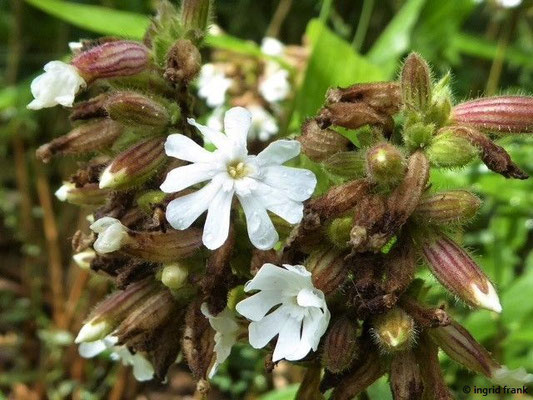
[161, 263, 189, 289]
[401, 52, 432, 112]
[181, 0, 211, 38]
[427, 132, 478, 168]
[323, 151, 366, 179]
[99, 137, 166, 189]
[365, 143, 406, 187]
[371, 308, 416, 353]
[426, 72, 453, 128]
[402, 122, 434, 151]
[327, 216, 352, 248]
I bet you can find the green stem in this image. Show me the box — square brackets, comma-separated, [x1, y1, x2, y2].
[352, 0, 375, 51]
[319, 0, 334, 23]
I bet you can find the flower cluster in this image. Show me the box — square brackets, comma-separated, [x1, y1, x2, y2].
[29, 0, 533, 397]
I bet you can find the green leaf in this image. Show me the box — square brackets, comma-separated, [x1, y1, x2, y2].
[259, 385, 299, 400]
[290, 19, 385, 130]
[24, 0, 150, 39]
[367, 0, 426, 75]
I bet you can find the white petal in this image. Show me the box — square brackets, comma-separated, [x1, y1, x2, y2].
[90, 217, 122, 233]
[165, 179, 222, 230]
[130, 354, 155, 381]
[160, 163, 218, 194]
[93, 223, 128, 254]
[188, 118, 230, 150]
[248, 306, 289, 349]
[78, 340, 108, 358]
[223, 107, 251, 150]
[242, 263, 308, 293]
[297, 288, 326, 308]
[256, 140, 301, 166]
[237, 192, 278, 250]
[202, 186, 234, 250]
[235, 290, 284, 322]
[283, 264, 312, 277]
[272, 314, 305, 362]
[301, 307, 330, 352]
[252, 180, 304, 224]
[164, 134, 216, 163]
[261, 37, 284, 56]
[262, 165, 316, 201]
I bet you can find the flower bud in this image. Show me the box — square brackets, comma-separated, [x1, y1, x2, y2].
[332, 351, 385, 400]
[164, 39, 202, 84]
[427, 131, 478, 168]
[297, 119, 350, 162]
[90, 217, 130, 254]
[322, 317, 359, 373]
[69, 93, 108, 121]
[306, 247, 348, 295]
[401, 52, 432, 111]
[75, 319, 113, 343]
[104, 91, 170, 131]
[439, 125, 528, 179]
[428, 320, 499, 377]
[36, 119, 124, 163]
[323, 151, 366, 179]
[72, 249, 96, 269]
[316, 102, 392, 132]
[326, 82, 401, 116]
[365, 143, 406, 187]
[414, 190, 481, 225]
[390, 351, 423, 400]
[402, 122, 434, 150]
[414, 334, 453, 400]
[55, 182, 109, 206]
[181, 0, 211, 34]
[426, 72, 453, 128]
[327, 217, 352, 248]
[422, 233, 502, 313]
[371, 308, 416, 352]
[399, 297, 451, 329]
[71, 41, 150, 82]
[452, 96, 533, 134]
[161, 263, 189, 289]
[99, 137, 166, 189]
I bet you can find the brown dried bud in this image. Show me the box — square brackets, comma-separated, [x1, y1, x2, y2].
[99, 137, 166, 189]
[323, 151, 366, 179]
[36, 119, 123, 163]
[72, 41, 150, 82]
[332, 351, 386, 400]
[326, 82, 401, 115]
[390, 351, 424, 400]
[399, 297, 451, 328]
[414, 190, 481, 225]
[452, 96, 533, 134]
[365, 143, 406, 187]
[306, 247, 348, 296]
[401, 52, 432, 111]
[104, 91, 170, 130]
[322, 317, 359, 373]
[429, 319, 500, 377]
[440, 125, 528, 179]
[350, 192, 387, 252]
[382, 237, 417, 296]
[316, 102, 393, 133]
[70, 93, 109, 121]
[55, 182, 109, 206]
[164, 39, 202, 84]
[371, 308, 416, 352]
[298, 119, 351, 162]
[422, 233, 502, 313]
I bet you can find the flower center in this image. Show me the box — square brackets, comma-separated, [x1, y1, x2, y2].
[227, 160, 249, 179]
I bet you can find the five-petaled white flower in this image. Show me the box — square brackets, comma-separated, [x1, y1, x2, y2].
[90, 217, 129, 254]
[197, 63, 232, 108]
[160, 106, 316, 250]
[78, 335, 154, 382]
[27, 61, 86, 110]
[236, 263, 330, 362]
[201, 304, 239, 378]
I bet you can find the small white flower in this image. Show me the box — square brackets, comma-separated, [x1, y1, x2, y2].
[78, 335, 155, 382]
[55, 182, 74, 201]
[27, 61, 86, 110]
[492, 365, 533, 386]
[236, 263, 330, 362]
[206, 107, 225, 133]
[494, 0, 522, 7]
[90, 217, 129, 254]
[261, 37, 285, 57]
[160, 107, 316, 250]
[197, 64, 232, 108]
[248, 105, 279, 141]
[72, 249, 96, 270]
[259, 65, 290, 103]
[201, 304, 239, 378]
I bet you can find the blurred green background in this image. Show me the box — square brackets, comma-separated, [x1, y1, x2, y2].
[1, 0, 532, 399]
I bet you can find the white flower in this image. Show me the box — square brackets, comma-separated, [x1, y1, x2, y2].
[73, 249, 96, 270]
[27, 61, 86, 110]
[197, 64, 232, 108]
[201, 304, 239, 378]
[494, 0, 522, 7]
[492, 366, 533, 386]
[160, 107, 316, 250]
[248, 105, 279, 141]
[261, 37, 285, 57]
[236, 263, 330, 362]
[259, 65, 290, 103]
[90, 217, 129, 254]
[55, 182, 74, 201]
[206, 107, 225, 133]
[78, 335, 155, 381]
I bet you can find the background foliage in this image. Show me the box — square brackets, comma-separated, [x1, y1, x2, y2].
[0, 0, 532, 398]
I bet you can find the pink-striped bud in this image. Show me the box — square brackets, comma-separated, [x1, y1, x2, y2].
[452, 96, 533, 134]
[298, 119, 351, 162]
[390, 351, 424, 400]
[401, 52, 432, 112]
[72, 41, 150, 82]
[306, 247, 349, 296]
[428, 319, 499, 377]
[55, 182, 109, 206]
[322, 317, 360, 373]
[422, 233, 502, 313]
[414, 190, 481, 225]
